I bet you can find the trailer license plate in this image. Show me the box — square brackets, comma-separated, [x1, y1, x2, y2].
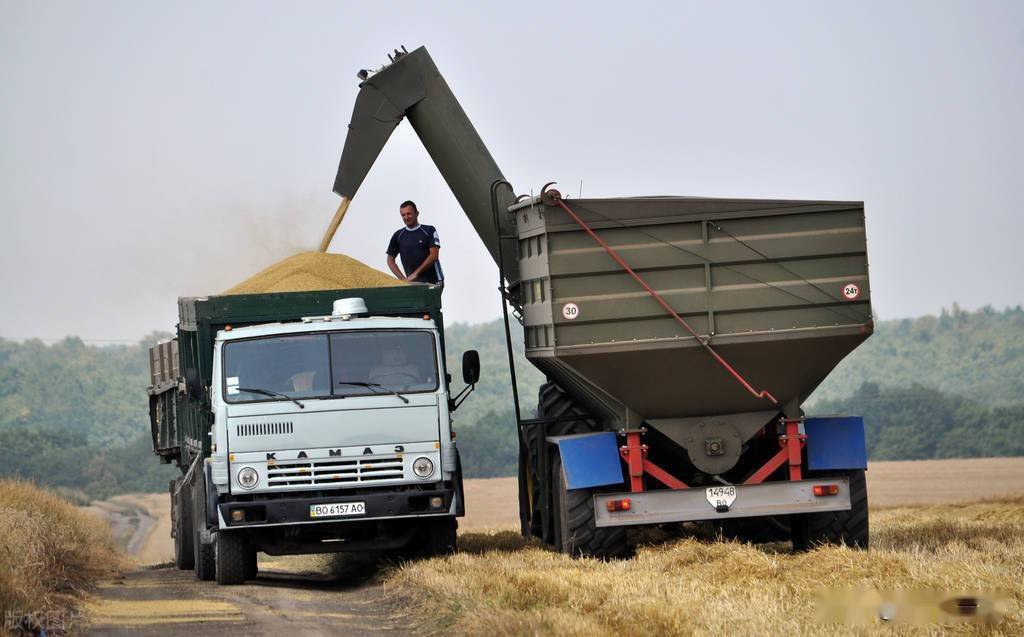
[309, 502, 366, 518]
[706, 486, 737, 509]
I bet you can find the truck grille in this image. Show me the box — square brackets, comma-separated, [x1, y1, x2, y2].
[266, 455, 404, 487]
[236, 421, 293, 437]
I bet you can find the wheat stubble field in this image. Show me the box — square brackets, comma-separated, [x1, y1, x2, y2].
[82, 457, 1024, 636]
[389, 457, 1024, 636]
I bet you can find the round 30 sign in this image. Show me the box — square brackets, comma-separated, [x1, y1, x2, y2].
[562, 302, 580, 320]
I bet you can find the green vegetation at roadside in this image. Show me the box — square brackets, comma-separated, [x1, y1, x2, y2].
[0, 304, 1021, 499]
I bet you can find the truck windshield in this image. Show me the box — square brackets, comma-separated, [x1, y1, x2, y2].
[223, 330, 438, 404]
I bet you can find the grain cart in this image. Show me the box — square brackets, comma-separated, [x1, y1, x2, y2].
[148, 285, 477, 583]
[330, 46, 872, 558]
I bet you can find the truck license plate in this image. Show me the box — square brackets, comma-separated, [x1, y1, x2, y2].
[309, 501, 366, 518]
[705, 486, 737, 509]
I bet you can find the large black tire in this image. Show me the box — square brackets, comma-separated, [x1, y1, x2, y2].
[173, 479, 195, 570]
[215, 532, 247, 585]
[414, 517, 458, 558]
[551, 455, 629, 559]
[244, 548, 258, 580]
[791, 469, 869, 551]
[525, 382, 598, 538]
[192, 468, 216, 581]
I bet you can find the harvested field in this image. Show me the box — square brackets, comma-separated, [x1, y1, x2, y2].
[390, 497, 1024, 635]
[0, 480, 124, 635]
[223, 251, 403, 295]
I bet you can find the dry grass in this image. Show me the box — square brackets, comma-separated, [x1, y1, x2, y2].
[388, 498, 1024, 636]
[0, 480, 124, 635]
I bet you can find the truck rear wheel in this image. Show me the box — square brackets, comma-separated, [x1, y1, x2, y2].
[173, 479, 195, 570]
[192, 468, 216, 581]
[525, 382, 598, 538]
[791, 469, 869, 551]
[551, 455, 629, 559]
[215, 532, 247, 585]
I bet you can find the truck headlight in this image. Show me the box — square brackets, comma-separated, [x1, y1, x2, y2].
[412, 457, 434, 479]
[237, 466, 259, 489]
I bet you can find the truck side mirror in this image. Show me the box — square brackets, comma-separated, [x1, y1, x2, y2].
[462, 350, 480, 385]
[184, 368, 203, 401]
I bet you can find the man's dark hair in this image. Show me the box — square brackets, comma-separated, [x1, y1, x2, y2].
[400, 200, 418, 212]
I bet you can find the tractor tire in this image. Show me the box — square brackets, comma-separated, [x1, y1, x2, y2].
[551, 455, 629, 559]
[791, 469, 869, 551]
[215, 532, 247, 585]
[244, 548, 258, 580]
[192, 468, 216, 581]
[173, 479, 195, 570]
[525, 382, 598, 538]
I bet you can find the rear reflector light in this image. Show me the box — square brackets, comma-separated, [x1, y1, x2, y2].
[606, 498, 631, 512]
[813, 484, 840, 496]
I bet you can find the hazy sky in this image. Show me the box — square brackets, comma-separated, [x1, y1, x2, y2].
[2, 1, 1022, 342]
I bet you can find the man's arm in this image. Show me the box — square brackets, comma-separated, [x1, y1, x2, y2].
[386, 254, 406, 281]
[406, 246, 439, 281]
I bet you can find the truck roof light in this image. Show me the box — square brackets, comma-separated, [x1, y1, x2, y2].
[333, 297, 368, 318]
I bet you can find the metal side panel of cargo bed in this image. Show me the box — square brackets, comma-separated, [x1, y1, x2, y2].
[514, 197, 872, 425]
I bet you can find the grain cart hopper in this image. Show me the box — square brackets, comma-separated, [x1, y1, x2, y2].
[333, 46, 872, 557]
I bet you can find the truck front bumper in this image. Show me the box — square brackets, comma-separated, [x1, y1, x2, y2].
[593, 478, 851, 527]
[217, 486, 455, 530]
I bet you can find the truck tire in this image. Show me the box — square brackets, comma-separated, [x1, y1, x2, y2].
[525, 382, 598, 538]
[413, 517, 458, 558]
[192, 467, 216, 581]
[215, 532, 247, 585]
[244, 548, 258, 580]
[173, 480, 195, 570]
[791, 469, 869, 551]
[551, 455, 629, 559]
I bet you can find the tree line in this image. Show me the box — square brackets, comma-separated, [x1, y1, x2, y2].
[1, 304, 1021, 500]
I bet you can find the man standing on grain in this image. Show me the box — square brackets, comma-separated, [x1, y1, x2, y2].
[386, 200, 444, 287]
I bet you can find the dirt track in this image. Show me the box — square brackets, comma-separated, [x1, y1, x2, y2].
[85, 458, 1024, 634]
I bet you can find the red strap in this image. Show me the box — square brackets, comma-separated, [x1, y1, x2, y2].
[555, 199, 778, 405]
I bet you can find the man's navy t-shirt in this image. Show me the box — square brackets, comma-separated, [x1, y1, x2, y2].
[386, 224, 443, 284]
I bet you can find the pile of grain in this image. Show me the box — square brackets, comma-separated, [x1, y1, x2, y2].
[223, 251, 404, 295]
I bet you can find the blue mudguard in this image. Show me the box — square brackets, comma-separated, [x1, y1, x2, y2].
[805, 416, 868, 471]
[548, 431, 624, 490]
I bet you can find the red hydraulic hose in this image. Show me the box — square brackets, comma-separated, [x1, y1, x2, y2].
[554, 198, 778, 406]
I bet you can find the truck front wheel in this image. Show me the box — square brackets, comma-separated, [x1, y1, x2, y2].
[215, 532, 247, 585]
[416, 517, 458, 558]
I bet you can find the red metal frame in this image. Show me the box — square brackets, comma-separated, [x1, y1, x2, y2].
[619, 419, 807, 493]
[619, 430, 689, 492]
[743, 418, 805, 485]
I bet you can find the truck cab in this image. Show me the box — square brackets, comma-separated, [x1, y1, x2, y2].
[151, 288, 475, 584]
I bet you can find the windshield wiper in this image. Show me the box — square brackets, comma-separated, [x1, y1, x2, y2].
[236, 387, 305, 409]
[336, 381, 410, 404]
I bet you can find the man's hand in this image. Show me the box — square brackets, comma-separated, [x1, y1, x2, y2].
[386, 254, 406, 281]
[405, 246, 440, 283]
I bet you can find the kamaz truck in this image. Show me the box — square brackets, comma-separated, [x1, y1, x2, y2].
[148, 285, 476, 584]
